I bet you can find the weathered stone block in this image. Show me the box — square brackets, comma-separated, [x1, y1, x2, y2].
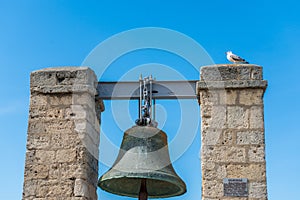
[30, 106, 67, 120]
[50, 132, 80, 149]
[249, 182, 267, 198]
[198, 80, 267, 90]
[65, 105, 96, 125]
[30, 67, 98, 97]
[30, 94, 48, 106]
[201, 66, 224, 81]
[226, 164, 266, 181]
[202, 146, 246, 163]
[57, 163, 82, 180]
[27, 120, 46, 134]
[72, 93, 95, 109]
[24, 164, 48, 180]
[227, 106, 249, 129]
[200, 64, 263, 81]
[239, 89, 263, 105]
[23, 179, 38, 197]
[65, 105, 86, 120]
[29, 106, 47, 120]
[35, 180, 52, 198]
[220, 130, 234, 145]
[25, 150, 36, 165]
[237, 131, 264, 145]
[45, 120, 74, 134]
[239, 65, 251, 80]
[77, 134, 98, 159]
[211, 106, 226, 128]
[56, 160, 98, 185]
[201, 105, 212, 118]
[248, 146, 266, 162]
[202, 106, 226, 129]
[36, 179, 73, 197]
[250, 106, 264, 129]
[74, 179, 89, 197]
[219, 89, 237, 105]
[54, 181, 74, 197]
[202, 128, 222, 145]
[27, 134, 51, 150]
[30, 70, 58, 87]
[35, 150, 55, 164]
[203, 164, 226, 180]
[251, 67, 263, 80]
[199, 90, 219, 105]
[202, 180, 223, 198]
[47, 107, 66, 119]
[76, 147, 99, 173]
[30, 67, 97, 87]
[48, 94, 72, 106]
[56, 149, 77, 163]
[74, 119, 100, 145]
[201, 161, 215, 171]
[48, 164, 60, 179]
[216, 66, 239, 80]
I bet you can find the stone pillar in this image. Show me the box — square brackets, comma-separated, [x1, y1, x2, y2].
[23, 67, 104, 200]
[197, 64, 268, 200]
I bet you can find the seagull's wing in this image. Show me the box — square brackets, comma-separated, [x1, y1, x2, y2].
[230, 53, 245, 62]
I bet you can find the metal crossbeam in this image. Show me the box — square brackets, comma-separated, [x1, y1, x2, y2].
[97, 80, 197, 100]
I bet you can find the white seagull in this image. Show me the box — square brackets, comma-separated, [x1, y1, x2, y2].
[226, 51, 249, 64]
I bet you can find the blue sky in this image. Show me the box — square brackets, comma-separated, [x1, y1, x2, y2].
[0, 0, 300, 199]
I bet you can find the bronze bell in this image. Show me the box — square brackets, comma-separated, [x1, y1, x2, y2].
[98, 125, 186, 199]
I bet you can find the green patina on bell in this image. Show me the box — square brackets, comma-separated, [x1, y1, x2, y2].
[98, 125, 186, 199]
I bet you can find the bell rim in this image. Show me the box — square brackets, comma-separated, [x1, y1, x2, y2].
[98, 173, 187, 198]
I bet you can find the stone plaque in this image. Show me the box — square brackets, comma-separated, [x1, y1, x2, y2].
[223, 178, 248, 197]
